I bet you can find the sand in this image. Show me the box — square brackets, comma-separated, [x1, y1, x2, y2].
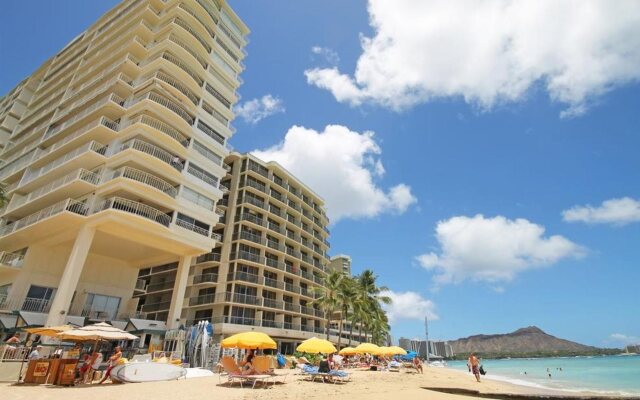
[1, 366, 633, 400]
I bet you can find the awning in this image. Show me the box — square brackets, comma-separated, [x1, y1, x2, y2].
[125, 318, 167, 334]
[0, 313, 17, 330]
[15, 312, 85, 328]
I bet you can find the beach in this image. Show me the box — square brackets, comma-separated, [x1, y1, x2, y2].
[3, 366, 636, 400]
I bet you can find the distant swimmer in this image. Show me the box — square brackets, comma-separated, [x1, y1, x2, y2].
[548, 373, 552, 379]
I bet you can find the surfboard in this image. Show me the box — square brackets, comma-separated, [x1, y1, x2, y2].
[111, 362, 187, 383]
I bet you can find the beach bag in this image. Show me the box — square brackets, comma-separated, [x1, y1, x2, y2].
[479, 365, 487, 375]
[277, 353, 286, 368]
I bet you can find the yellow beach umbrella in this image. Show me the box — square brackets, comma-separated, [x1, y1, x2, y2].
[379, 346, 407, 356]
[221, 331, 277, 350]
[296, 337, 337, 354]
[24, 325, 74, 337]
[354, 342, 381, 355]
[339, 347, 357, 356]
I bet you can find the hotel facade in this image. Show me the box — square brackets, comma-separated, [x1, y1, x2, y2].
[0, 0, 363, 350]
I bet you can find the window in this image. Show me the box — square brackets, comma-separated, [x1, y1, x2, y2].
[194, 309, 212, 323]
[182, 186, 215, 211]
[23, 285, 56, 312]
[83, 293, 121, 319]
[230, 307, 255, 325]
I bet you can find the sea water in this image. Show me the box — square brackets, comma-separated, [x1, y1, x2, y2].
[448, 355, 640, 395]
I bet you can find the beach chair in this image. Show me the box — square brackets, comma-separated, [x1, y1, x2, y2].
[253, 356, 287, 384]
[219, 356, 271, 389]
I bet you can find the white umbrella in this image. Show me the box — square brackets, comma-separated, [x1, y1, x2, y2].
[57, 322, 138, 341]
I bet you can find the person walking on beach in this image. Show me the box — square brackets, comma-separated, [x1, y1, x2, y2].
[468, 353, 481, 382]
[99, 346, 122, 384]
[413, 355, 423, 374]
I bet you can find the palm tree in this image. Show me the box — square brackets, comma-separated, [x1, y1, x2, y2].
[311, 269, 343, 340]
[354, 269, 392, 344]
[335, 275, 356, 349]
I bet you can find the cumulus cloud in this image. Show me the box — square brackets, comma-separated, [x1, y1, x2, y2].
[305, 0, 640, 116]
[610, 333, 640, 345]
[252, 125, 417, 223]
[381, 290, 438, 323]
[311, 46, 340, 65]
[417, 215, 583, 285]
[234, 94, 285, 124]
[562, 197, 640, 226]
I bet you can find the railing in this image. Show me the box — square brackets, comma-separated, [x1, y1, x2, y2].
[194, 0, 219, 25]
[219, 183, 230, 193]
[175, 219, 209, 237]
[44, 93, 124, 140]
[173, 17, 211, 53]
[128, 114, 189, 147]
[153, 70, 200, 105]
[64, 54, 135, 100]
[247, 162, 268, 178]
[118, 139, 183, 171]
[42, 117, 118, 158]
[108, 166, 178, 197]
[191, 140, 223, 165]
[178, 3, 215, 38]
[9, 168, 100, 211]
[0, 148, 41, 180]
[189, 294, 215, 306]
[167, 32, 208, 69]
[54, 73, 130, 122]
[141, 301, 171, 312]
[243, 179, 266, 193]
[196, 119, 225, 145]
[146, 281, 175, 292]
[232, 251, 264, 264]
[131, 91, 194, 125]
[21, 297, 53, 313]
[193, 273, 218, 284]
[211, 232, 222, 241]
[204, 83, 231, 109]
[20, 141, 106, 186]
[186, 164, 218, 187]
[195, 252, 221, 263]
[241, 195, 266, 210]
[227, 271, 260, 284]
[94, 197, 171, 227]
[0, 346, 30, 362]
[0, 198, 89, 237]
[155, 51, 204, 87]
[180, 187, 215, 211]
[0, 251, 25, 268]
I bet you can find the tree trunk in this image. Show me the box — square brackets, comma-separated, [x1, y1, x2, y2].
[348, 317, 355, 347]
[338, 305, 346, 349]
[325, 311, 331, 340]
[358, 324, 363, 344]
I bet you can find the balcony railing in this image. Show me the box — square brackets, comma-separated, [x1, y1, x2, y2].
[195, 252, 221, 263]
[131, 91, 194, 125]
[107, 166, 178, 197]
[117, 139, 183, 171]
[93, 197, 171, 227]
[193, 273, 218, 284]
[0, 198, 89, 237]
[44, 93, 124, 140]
[186, 164, 218, 188]
[141, 301, 171, 312]
[8, 168, 100, 211]
[146, 281, 175, 292]
[175, 219, 209, 237]
[20, 141, 106, 185]
[189, 294, 215, 306]
[128, 114, 190, 147]
[0, 251, 25, 269]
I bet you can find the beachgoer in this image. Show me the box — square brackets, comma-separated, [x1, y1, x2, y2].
[468, 353, 481, 382]
[99, 346, 122, 384]
[413, 355, 423, 374]
[28, 345, 43, 360]
[5, 333, 20, 344]
[241, 349, 257, 375]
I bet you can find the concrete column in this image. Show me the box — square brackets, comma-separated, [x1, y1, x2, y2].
[45, 225, 96, 327]
[167, 255, 192, 329]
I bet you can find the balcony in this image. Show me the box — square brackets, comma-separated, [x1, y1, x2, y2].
[175, 218, 210, 237]
[117, 139, 183, 172]
[146, 280, 175, 293]
[227, 271, 260, 284]
[93, 196, 171, 227]
[193, 273, 218, 285]
[0, 251, 25, 270]
[106, 167, 178, 198]
[195, 252, 220, 264]
[130, 91, 194, 125]
[189, 294, 215, 306]
[0, 198, 89, 238]
[127, 114, 190, 148]
[141, 300, 171, 312]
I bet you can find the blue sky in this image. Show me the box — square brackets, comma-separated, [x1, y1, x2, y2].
[2, 1, 639, 348]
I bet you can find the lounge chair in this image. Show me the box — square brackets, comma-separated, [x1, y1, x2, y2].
[218, 356, 271, 389]
[301, 365, 350, 384]
[252, 356, 287, 384]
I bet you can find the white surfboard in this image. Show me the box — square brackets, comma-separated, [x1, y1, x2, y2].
[112, 362, 187, 383]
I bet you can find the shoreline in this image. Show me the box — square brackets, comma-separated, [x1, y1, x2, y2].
[2, 365, 639, 400]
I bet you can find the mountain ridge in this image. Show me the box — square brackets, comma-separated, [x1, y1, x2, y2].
[449, 326, 599, 356]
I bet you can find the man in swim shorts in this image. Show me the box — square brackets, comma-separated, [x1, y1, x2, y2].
[468, 353, 481, 382]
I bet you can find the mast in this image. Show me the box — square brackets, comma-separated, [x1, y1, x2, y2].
[425, 316, 430, 363]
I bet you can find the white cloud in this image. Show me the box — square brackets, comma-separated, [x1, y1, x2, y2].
[305, 0, 640, 116]
[417, 215, 583, 285]
[234, 94, 285, 124]
[311, 46, 340, 65]
[610, 333, 640, 345]
[252, 125, 417, 223]
[562, 197, 640, 226]
[381, 290, 438, 323]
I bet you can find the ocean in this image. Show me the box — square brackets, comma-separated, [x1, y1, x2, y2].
[447, 355, 640, 396]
